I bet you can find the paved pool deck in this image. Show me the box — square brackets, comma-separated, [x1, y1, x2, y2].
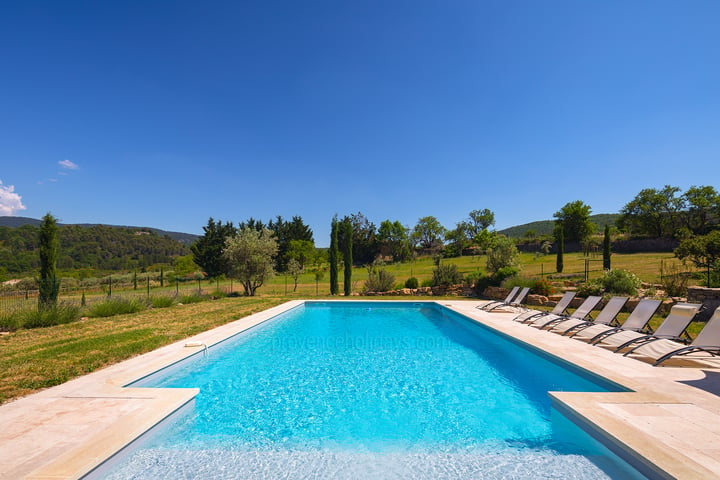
[1, 299, 719, 479]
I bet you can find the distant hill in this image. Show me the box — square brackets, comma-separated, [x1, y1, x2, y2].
[0, 216, 198, 245]
[498, 213, 621, 238]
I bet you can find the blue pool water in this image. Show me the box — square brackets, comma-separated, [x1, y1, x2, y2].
[95, 302, 649, 479]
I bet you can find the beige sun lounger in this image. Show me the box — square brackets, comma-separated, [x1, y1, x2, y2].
[514, 291, 575, 323]
[549, 296, 628, 336]
[592, 302, 699, 352]
[478, 286, 519, 311]
[625, 305, 720, 366]
[528, 295, 602, 329]
[570, 298, 662, 344]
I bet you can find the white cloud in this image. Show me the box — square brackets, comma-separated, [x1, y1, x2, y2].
[0, 180, 27, 216]
[59, 159, 79, 170]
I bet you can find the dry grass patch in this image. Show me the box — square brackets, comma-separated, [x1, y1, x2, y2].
[0, 296, 286, 404]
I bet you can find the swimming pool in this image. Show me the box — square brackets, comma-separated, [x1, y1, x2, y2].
[92, 302, 649, 479]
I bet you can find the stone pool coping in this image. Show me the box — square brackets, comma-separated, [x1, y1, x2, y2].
[0, 299, 718, 479]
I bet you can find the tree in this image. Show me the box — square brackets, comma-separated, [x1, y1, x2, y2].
[618, 186, 684, 237]
[683, 185, 720, 235]
[38, 213, 59, 309]
[285, 239, 316, 269]
[675, 230, 720, 287]
[191, 218, 237, 278]
[467, 209, 495, 236]
[602, 224, 611, 270]
[342, 218, 353, 296]
[329, 216, 339, 295]
[223, 227, 278, 296]
[377, 220, 411, 262]
[485, 236, 520, 274]
[553, 200, 594, 244]
[287, 258, 303, 292]
[412, 216, 446, 250]
[444, 222, 469, 257]
[267, 215, 314, 271]
[556, 224, 564, 273]
[344, 212, 377, 265]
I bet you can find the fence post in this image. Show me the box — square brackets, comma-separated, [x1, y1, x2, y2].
[108, 276, 112, 297]
[147, 276, 150, 299]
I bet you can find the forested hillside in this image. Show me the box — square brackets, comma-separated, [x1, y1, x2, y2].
[0, 224, 190, 275]
[0, 216, 198, 245]
[498, 214, 620, 238]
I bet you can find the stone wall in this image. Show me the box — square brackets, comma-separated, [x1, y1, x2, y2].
[362, 285, 475, 297]
[687, 287, 720, 321]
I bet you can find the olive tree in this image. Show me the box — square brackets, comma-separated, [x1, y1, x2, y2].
[486, 236, 520, 274]
[223, 227, 278, 296]
[675, 230, 720, 287]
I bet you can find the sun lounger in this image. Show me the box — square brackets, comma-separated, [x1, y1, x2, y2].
[612, 303, 702, 353]
[528, 296, 602, 329]
[487, 287, 530, 312]
[570, 298, 662, 345]
[514, 291, 576, 323]
[625, 305, 720, 366]
[550, 296, 628, 336]
[478, 286, 519, 311]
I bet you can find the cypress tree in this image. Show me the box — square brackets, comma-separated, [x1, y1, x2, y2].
[602, 224, 611, 270]
[556, 225, 564, 273]
[38, 213, 59, 310]
[343, 218, 353, 296]
[329, 216, 339, 295]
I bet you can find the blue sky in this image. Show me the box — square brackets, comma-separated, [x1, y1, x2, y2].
[1, 1, 719, 246]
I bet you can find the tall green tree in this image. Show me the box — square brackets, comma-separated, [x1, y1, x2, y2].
[223, 227, 278, 296]
[618, 186, 684, 237]
[285, 239, 316, 269]
[553, 200, 594, 244]
[602, 224, 611, 270]
[343, 212, 377, 265]
[411, 216, 446, 250]
[343, 218, 353, 296]
[267, 215, 314, 271]
[329, 216, 339, 295]
[467, 208, 495, 236]
[377, 220, 411, 262]
[683, 185, 720, 235]
[38, 213, 59, 309]
[556, 224, 564, 273]
[191, 218, 237, 278]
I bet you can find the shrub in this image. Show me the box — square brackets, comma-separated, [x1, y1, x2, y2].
[421, 279, 433, 288]
[89, 298, 146, 317]
[532, 278, 555, 296]
[0, 311, 23, 331]
[660, 262, 690, 297]
[464, 272, 482, 287]
[493, 266, 519, 285]
[150, 296, 176, 308]
[22, 304, 81, 328]
[600, 269, 641, 296]
[179, 293, 208, 304]
[364, 267, 396, 292]
[1, 304, 81, 330]
[432, 264, 463, 286]
[404, 277, 419, 289]
[576, 280, 603, 297]
[501, 276, 535, 289]
[473, 274, 493, 296]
